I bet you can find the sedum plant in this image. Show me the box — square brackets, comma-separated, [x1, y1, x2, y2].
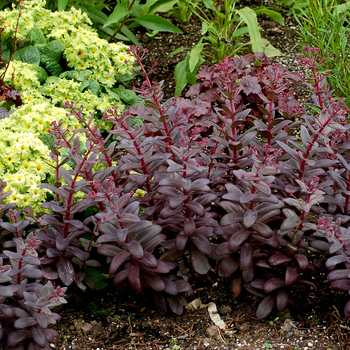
[15, 45, 350, 321]
[3, 45, 350, 350]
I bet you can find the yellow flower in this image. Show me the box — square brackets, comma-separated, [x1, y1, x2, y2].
[5, 156, 14, 165]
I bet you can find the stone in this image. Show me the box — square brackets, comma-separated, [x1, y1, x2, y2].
[206, 325, 221, 341]
[220, 305, 232, 315]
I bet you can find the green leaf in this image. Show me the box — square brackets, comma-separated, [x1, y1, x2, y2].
[80, 6, 109, 25]
[185, 54, 204, 85]
[150, 0, 179, 13]
[236, 7, 262, 53]
[88, 81, 101, 96]
[174, 60, 187, 97]
[13, 46, 41, 65]
[166, 46, 189, 59]
[30, 65, 48, 84]
[231, 26, 249, 39]
[60, 70, 91, 82]
[133, 15, 183, 33]
[254, 8, 285, 26]
[201, 22, 209, 35]
[189, 38, 203, 73]
[121, 25, 141, 46]
[85, 267, 109, 291]
[260, 38, 282, 57]
[29, 27, 47, 46]
[103, 4, 129, 28]
[45, 76, 59, 84]
[58, 0, 68, 11]
[113, 88, 137, 104]
[37, 40, 65, 76]
[79, 81, 90, 92]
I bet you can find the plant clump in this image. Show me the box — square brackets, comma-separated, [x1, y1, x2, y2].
[2, 43, 350, 348]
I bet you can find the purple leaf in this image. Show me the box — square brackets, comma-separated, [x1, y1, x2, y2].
[242, 265, 254, 283]
[169, 195, 188, 209]
[276, 288, 288, 311]
[243, 209, 258, 228]
[239, 75, 261, 95]
[66, 246, 86, 261]
[139, 251, 157, 268]
[268, 253, 293, 266]
[263, 278, 285, 293]
[144, 273, 165, 292]
[256, 295, 276, 319]
[14, 317, 37, 329]
[285, 267, 297, 287]
[251, 222, 273, 238]
[345, 299, 350, 320]
[250, 278, 266, 290]
[35, 312, 48, 329]
[167, 296, 183, 315]
[113, 269, 129, 286]
[184, 218, 196, 237]
[43, 328, 59, 342]
[228, 229, 251, 252]
[57, 258, 75, 286]
[125, 241, 144, 259]
[110, 251, 130, 274]
[175, 232, 188, 251]
[174, 279, 192, 293]
[187, 201, 206, 217]
[190, 246, 209, 274]
[32, 326, 46, 348]
[327, 269, 350, 283]
[218, 256, 239, 277]
[6, 330, 31, 347]
[56, 236, 70, 252]
[240, 243, 253, 271]
[330, 279, 350, 291]
[152, 292, 168, 315]
[0, 286, 15, 297]
[97, 245, 123, 257]
[325, 255, 349, 271]
[162, 278, 179, 295]
[191, 235, 211, 255]
[128, 265, 142, 293]
[294, 254, 309, 271]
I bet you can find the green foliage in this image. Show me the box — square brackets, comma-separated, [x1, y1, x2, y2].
[74, 0, 183, 45]
[171, 0, 283, 96]
[293, 0, 350, 105]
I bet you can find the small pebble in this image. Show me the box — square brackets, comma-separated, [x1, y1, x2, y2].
[307, 343, 314, 347]
[204, 342, 210, 347]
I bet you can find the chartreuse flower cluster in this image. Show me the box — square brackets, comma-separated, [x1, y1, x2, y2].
[0, 103, 89, 212]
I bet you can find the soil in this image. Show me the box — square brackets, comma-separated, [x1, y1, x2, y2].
[50, 4, 350, 350]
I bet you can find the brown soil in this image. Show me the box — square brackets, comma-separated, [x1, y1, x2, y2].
[50, 5, 350, 350]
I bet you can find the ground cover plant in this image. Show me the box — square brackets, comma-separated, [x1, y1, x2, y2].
[1, 38, 350, 348]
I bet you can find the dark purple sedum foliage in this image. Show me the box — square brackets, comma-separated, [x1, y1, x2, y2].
[2, 45, 350, 348]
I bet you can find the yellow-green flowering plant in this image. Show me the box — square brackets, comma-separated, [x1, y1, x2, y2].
[0, 0, 140, 211]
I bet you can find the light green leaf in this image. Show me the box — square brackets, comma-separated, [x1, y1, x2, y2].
[13, 46, 41, 65]
[186, 54, 204, 85]
[29, 27, 47, 46]
[236, 7, 261, 53]
[121, 25, 141, 46]
[133, 15, 183, 33]
[174, 60, 187, 97]
[254, 8, 285, 26]
[189, 38, 203, 73]
[261, 38, 282, 57]
[201, 22, 209, 35]
[80, 7, 108, 25]
[231, 26, 249, 39]
[88, 81, 101, 96]
[167, 46, 189, 59]
[60, 70, 91, 82]
[58, 0, 68, 11]
[150, 0, 179, 13]
[113, 87, 137, 104]
[30, 65, 48, 84]
[79, 81, 90, 92]
[103, 4, 129, 28]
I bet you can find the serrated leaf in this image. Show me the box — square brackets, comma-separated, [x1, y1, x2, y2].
[29, 27, 47, 45]
[13, 46, 40, 65]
